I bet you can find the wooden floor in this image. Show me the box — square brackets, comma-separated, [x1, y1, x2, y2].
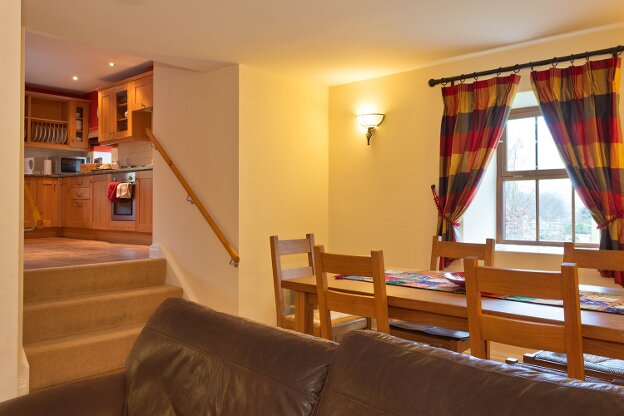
[24, 238, 150, 270]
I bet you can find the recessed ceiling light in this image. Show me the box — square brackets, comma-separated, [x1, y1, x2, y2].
[108, 62, 115, 67]
[72, 75, 79, 81]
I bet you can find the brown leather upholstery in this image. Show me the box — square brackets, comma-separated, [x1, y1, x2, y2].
[123, 298, 337, 416]
[314, 331, 624, 416]
[2, 298, 623, 416]
[0, 371, 125, 416]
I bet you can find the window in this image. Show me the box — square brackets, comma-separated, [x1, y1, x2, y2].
[497, 107, 599, 246]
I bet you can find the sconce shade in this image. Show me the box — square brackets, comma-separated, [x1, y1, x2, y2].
[356, 113, 385, 128]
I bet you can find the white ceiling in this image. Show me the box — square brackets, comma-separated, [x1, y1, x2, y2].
[23, 0, 624, 86]
[25, 33, 152, 94]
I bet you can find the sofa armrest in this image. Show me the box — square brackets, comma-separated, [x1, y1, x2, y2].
[0, 371, 126, 416]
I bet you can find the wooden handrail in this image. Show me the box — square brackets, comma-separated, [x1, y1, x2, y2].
[146, 128, 240, 267]
[24, 185, 43, 232]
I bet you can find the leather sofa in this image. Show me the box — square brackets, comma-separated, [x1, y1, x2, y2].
[1, 297, 623, 415]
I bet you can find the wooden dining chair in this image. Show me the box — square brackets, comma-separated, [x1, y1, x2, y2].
[464, 256, 585, 380]
[270, 234, 368, 339]
[430, 236, 495, 271]
[521, 243, 624, 384]
[392, 237, 496, 353]
[314, 246, 389, 340]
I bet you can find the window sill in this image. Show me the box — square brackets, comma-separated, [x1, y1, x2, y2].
[495, 244, 563, 255]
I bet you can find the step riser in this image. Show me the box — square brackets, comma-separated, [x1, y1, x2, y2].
[24, 258, 167, 303]
[24, 287, 182, 344]
[26, 328, 142, 391]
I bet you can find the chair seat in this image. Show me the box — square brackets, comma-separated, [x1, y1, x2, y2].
[284, 310, 365, 326]
[506, 359, 608, 383]
[527, 350, 624, 378]
[389, 319, 469, 340]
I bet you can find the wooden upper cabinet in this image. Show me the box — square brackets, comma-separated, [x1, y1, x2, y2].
[131, 76, 153, 111]
[98, 72, 152, 145]
[25, 92, 90, 151]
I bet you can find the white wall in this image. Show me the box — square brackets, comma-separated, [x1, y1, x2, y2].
[238, 66, 329, 324]
[153, 64, 240, 315]
[0, 0, 22, 401]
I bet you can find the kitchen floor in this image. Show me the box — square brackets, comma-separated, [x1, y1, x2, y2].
[24, 238, 150, 270]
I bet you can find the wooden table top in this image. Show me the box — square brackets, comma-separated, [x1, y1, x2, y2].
[281, 272, 624, 344]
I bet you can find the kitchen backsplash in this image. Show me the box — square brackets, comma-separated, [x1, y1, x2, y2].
[25, 148, 87, 172]
[116, 141, 153, 167]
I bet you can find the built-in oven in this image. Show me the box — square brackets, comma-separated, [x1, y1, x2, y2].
[111, 172, 136, 221]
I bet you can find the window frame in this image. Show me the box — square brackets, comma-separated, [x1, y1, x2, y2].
[496, 106, 597, 248]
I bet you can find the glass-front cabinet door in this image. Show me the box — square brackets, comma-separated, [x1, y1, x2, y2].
[113, 85, 132, 141]
[69, 101, 89, 149]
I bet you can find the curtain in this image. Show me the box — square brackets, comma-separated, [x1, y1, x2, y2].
[433, 75, 520, 267]
[531, 56, 624, 286]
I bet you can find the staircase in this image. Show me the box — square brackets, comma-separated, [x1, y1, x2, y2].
[23, 258, 183, 391]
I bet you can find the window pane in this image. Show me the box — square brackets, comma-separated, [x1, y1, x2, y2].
[574, 191, 600, 244]
[506, 118, 536, 171]
[539, 179, 572, 242]
[503, 180, 536, 241]
[537, 117, 565, 170]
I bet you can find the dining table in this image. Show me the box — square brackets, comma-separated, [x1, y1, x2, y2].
[281, 270, 624, 359]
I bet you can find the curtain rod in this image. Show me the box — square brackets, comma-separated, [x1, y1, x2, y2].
[428, 44, 624, 87]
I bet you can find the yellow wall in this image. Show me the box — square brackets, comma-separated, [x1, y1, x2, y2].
[238, 66, 329, 324]
[0, 0, 22, 401]
[153, 64, 240, 315]
[328, 25, 624, 286]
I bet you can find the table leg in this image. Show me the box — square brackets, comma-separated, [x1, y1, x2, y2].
[294, 291, 314, 335]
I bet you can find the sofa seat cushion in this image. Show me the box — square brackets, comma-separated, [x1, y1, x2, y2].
[124, 298, 337, 416]
[315, 331, 624, 416]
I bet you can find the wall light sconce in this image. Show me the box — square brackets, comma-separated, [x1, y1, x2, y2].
[356, 113, 385, 145]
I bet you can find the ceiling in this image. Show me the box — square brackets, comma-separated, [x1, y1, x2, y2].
[25, 33, 152, 94]
[23, 0, 624, 86]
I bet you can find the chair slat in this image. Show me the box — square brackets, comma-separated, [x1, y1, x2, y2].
[476, 267, 563, 300]
[481, 315, 566, 352]
[278, 238, 311, 256]
[564, 242, 624, 271]
[281, 266, 314, 280]
[326, 290, 377, 318]
[320, 253, 374, 277]
[430, 236, 495, 271]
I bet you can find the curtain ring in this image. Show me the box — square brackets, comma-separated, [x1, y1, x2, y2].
[551, 58, 558, 68]
[529, 62, 534, 71]
[496, 67, 502, 76]
[441, 80, 448, 86]
[570, 54, 575, 65]
[512, 64, 520, 74]
[473, 72, 478, 81]
[459, 75, 465, 84]
[585, 53, 590, 62]
[617, 46, 623, 56]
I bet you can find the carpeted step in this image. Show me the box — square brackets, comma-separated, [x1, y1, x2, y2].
[24, 258, 167, 303]
[24, 285, 183, 344]
[25, 324, 143, 391]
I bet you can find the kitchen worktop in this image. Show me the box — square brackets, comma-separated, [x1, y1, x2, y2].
[25, 166, 153, 178]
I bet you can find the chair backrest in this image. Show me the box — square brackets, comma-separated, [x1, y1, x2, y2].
[270, 234, 315, 327]
[563, 242, 624, 272]
[464, 257, 584, 380]
[314, 245, 389, 340]
[430, 236, 495, 271]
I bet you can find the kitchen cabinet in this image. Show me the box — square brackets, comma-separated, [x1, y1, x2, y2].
[67, 177, 91, 228]
[24, 177, 37, 229]
[135, 171, 153, 233]
[35, 178, 59, 227]
[59, 178, 71, 227]
[91, 174, 111, 230]
[24, 92, 90, 151]
[131, 76, 153, 110]
[98, 72, 152, 145]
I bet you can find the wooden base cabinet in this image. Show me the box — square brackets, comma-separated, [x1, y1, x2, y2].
[36, 178, 59, 227]
[91, 175, 111, 230]
[135, 171, 153, 233]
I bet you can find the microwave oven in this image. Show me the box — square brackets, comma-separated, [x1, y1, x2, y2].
[53, 156, 87, 174]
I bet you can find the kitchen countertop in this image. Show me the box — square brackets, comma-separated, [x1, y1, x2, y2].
[25, 166, 153, 178]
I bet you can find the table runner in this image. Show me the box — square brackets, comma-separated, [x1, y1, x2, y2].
[336, 270, 624, 315]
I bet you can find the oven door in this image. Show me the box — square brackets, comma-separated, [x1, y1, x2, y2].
[111, 197, 136, 221]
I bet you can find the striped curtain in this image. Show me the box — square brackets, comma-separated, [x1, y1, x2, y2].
[433, 75, 520, 266]
[531, 57, 624, 286]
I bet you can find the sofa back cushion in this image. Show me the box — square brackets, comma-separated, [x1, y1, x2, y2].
[315, 331, 624, 416]
[124, 298, 337, 416]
